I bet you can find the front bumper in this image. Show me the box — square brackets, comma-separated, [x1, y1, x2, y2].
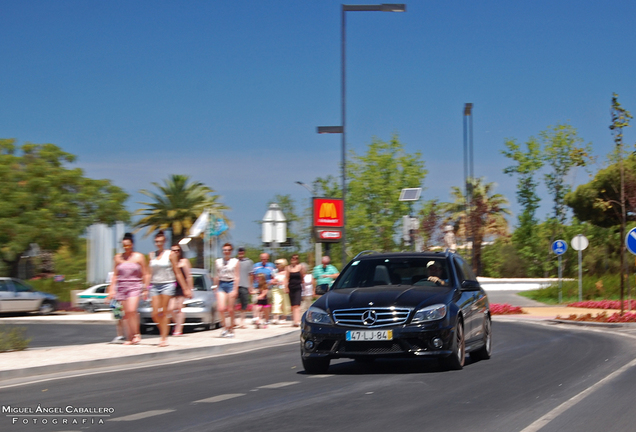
[301, 321, 455, 360]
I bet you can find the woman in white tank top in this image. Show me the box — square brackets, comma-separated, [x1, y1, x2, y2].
[149, 231, 188, 347]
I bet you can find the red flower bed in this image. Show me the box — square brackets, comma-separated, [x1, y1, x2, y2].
[556, 311, 636, 323]
[567, 300, 636, 310]
[490, 303, 525, 315]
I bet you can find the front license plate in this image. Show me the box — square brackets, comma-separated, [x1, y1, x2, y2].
[346, 330, 393, 341]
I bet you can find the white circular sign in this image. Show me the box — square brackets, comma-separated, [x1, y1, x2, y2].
[571, 234, 589, 251]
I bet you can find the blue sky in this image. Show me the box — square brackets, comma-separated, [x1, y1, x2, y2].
[2, 0, 635, 251]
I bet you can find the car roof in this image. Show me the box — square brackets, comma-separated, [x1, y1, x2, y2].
[353, 251, 454, 260]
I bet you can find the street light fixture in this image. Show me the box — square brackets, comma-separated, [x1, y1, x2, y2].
[318, 3, 406, 269]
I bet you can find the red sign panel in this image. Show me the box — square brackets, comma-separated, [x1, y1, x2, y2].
[313, 198, 344, 228]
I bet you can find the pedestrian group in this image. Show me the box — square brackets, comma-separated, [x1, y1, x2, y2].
[107, 232, 339, 345]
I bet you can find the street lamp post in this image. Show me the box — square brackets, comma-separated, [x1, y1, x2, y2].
[318, 3, 406, 269]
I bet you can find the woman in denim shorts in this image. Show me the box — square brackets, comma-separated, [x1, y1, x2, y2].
[214, 243, 239, 338]
[149, 231, 188, 347]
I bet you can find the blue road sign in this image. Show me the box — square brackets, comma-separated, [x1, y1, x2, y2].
[627, 228, 636, 255]
[552, 239, 568, 255]
[210, 218, 229, 236]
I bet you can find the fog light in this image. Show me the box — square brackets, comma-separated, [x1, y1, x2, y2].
[304, 340, 315, 350]
[432, 337, 443, 349]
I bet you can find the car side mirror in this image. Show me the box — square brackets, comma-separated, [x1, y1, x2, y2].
[460, 280, 481, 291]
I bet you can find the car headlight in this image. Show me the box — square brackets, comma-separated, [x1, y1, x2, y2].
[306, 307, 333, 325]
[185, 301, 205, 308]
[412, 304, 447, 323]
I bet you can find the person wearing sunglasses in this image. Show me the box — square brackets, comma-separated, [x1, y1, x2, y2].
[214, 243, 239, 338]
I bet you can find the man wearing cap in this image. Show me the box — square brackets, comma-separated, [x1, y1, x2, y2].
[236, 247, 254, 329]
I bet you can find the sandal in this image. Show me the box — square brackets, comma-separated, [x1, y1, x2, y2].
[158, 340, 168, 347]
[172, 331, 183, 336]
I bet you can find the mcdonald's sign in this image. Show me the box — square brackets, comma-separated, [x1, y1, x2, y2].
[313, 198, 343, 228]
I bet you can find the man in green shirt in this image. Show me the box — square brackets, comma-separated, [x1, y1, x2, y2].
[313, 256, 339, 296]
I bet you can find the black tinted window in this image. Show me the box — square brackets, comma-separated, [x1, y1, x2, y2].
[193, 275, 207, 291]
[12, 280, 33, 293]
[334, 257, 453, 289]
[0, 281, 9, 292]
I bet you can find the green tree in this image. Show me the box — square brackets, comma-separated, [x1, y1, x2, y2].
[135, 174, 229, 242]
[134, 175, 229, 267]
[540, 124, 593, 224]
[444, 178, 510, 275]
[418, 199, 443, 250]
[346, 135, 427, 254]
[502, 136, 544, 276]
[0, 140, 129, 277]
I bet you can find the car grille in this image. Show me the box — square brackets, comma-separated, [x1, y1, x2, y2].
[332, 307, 411, 328]
[339, 341, 404, 355]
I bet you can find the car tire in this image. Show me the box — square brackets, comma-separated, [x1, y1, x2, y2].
[470, 316, 492, 361]
[440, 319, 465, 370]
[302, 357, 330, 374]
[38, 300, 55, 315]
[83, 303, 96, 313]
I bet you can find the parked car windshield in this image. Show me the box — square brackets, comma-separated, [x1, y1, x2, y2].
[192, 274, 208, 291]
[333, 257, 453, 289]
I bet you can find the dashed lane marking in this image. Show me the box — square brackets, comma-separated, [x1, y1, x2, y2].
[257, 381, 300, 389]
[109, 409, 175, 421]
[520, 357, 636, 432]
[194, 394, 246, 403]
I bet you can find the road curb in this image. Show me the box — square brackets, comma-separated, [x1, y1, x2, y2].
[0, 331, 298, 382]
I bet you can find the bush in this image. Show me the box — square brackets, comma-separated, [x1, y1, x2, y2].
[26, 278, 91, 303]
[490, 303, 525, 315]
[0, 326, 30, 352]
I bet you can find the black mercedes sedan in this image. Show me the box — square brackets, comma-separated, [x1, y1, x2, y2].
[300, 251, 491, 373]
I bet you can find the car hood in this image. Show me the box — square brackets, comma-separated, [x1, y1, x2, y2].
[319, 286, 453, 311]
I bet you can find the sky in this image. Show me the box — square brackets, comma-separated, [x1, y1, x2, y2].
[2, 0, 636, 252]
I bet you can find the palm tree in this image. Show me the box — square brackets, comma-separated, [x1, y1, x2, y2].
[444, 178, 510, 275]
[134, 174, 229, 248]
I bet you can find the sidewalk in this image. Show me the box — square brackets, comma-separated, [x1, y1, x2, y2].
[0, 313, 299, 382]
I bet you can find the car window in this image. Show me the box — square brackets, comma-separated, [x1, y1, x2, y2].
[0, 280, 10, 292]
[12, 280, 33, 293]
[333, 257, 453, 289]
[96, 286, 107, 294]
[192, 275, 207, 291]
[454, 258, 466, 282]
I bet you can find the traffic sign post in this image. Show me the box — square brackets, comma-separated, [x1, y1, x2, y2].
[571, 234, 589, 302]
[552, 240, 567, 303]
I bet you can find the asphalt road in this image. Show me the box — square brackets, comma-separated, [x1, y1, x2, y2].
[3, 320, 636, 432]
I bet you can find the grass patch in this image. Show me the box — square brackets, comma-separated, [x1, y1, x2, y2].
[0, 325, 30, 352]
[519, 274, 635, 305]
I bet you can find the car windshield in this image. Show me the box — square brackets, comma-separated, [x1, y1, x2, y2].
[192, 275, 207, 291]
[332, 257, 453, 289]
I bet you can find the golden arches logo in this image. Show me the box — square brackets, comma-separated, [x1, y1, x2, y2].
[319, 202, 338, 219]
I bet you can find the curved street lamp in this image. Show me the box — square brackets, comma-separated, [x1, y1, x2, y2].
[318, 3, 406, 269]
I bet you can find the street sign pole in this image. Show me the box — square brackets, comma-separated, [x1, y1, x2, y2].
[571, 234, 589, 303]
[552, 240, 567, 304]
[558, 255, 562, 304]
[578, 248, 582, 302]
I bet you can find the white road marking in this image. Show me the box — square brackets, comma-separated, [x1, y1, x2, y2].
[520, 357, 636, 432]
[257, 381, 299, 389]
[307, 375, 334, 378]
[109, 409, 175, 422]
[194, 393, 245, 403]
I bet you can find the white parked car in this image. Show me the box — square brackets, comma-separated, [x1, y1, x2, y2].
[0, 278, 58, 314]
[77, 283, 110, 313]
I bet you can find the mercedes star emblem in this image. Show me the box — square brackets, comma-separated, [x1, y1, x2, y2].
[362, 310, 377, 326]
